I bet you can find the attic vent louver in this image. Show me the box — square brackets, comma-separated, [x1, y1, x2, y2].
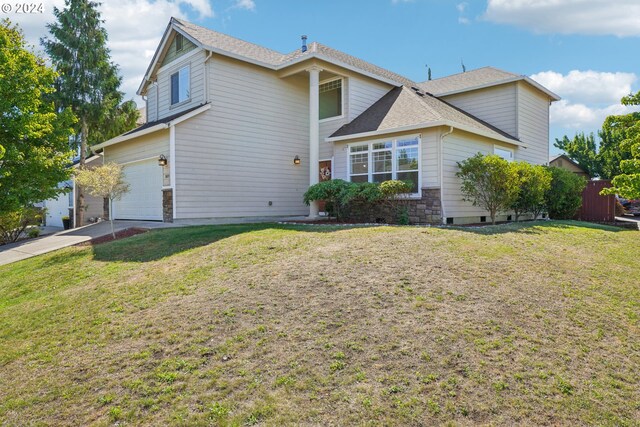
[301, 35, 308, 53]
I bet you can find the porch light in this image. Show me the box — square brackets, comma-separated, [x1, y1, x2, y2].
[293, 155, 301, 165]
[158, 154, 167, 166]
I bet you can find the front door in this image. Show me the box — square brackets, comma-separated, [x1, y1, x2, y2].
[318, 160, 332, 213]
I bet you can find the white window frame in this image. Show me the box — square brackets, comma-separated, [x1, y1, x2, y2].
[319, 77, 345, 123]
[347, 134, 422, 197]
[170, 65, 191, 107]
[494, 145, 514, 162]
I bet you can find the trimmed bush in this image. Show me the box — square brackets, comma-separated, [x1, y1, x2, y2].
[544, 167, 587, 219]
[304, 179, 414, 224]
[379, 180, 413, 224]
[456, 154, 520, 224]
[510, 162, 552, 221]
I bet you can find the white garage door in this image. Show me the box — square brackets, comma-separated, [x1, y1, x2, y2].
[113, 159, 163, 221]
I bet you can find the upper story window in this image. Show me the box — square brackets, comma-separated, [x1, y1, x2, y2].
[175, 33, 184, 52]
[494, 146, 514, 162]
[319, 78, 343, 120]
[349, 136, 421, 194]
[171, 66, 190, 106]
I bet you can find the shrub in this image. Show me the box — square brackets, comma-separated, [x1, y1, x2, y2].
[544, 167, 587, 219]
[0, 206, 43, 245]
[456, 154, 520, 224]
[304, 180, 414, 223]
[379, 180, 413, 224]
[27, 227, 41, 238]
[510, 162, 552, 221]
[303, 179, 351, 220]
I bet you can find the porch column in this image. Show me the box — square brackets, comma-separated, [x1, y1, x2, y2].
[307, 66, 322, 218]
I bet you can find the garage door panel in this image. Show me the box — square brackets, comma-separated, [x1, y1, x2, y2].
[113, 160, 163, 220]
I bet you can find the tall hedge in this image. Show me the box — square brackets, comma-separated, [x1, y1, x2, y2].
[544, 167, 586, 219]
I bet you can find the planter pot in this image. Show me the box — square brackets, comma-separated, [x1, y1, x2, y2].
[62, 218, 71, 230]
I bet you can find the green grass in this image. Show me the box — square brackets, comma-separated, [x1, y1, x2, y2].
[0, 221, 639, 425]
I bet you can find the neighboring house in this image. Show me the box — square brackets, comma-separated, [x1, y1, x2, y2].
[549, 154, 590, 179]
[92, 18, 559, 225]
[41, 154, 105, 228]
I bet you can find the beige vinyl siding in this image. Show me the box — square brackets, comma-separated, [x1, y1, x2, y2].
[146, 83, 158, 122]
[160, 34, 197, 67]
[422, 129, 440, 187]
[348, 76, 392, 120]
[104, 130, 169, 165]
[441, 130, 514, 219]
[516, 81, 550, 165]
[318, 77, 347, 160]
[156, 49, 207, 120]
[320, 75, 392, 160]
[174, 54, 309, 219]
[442, 84, 518, 138]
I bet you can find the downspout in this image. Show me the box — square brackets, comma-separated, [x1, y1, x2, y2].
[440, 126, 454, 225]
[204, 50, 213, 102]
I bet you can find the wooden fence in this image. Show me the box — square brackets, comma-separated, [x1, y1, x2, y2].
[576, 180, 615, 222]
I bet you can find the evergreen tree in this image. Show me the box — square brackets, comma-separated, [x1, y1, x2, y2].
[41, 0, 134, 226]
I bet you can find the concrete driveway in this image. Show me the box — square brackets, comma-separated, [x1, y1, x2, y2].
[0, 220, 174, 267]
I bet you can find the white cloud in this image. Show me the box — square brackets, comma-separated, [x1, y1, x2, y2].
[391, 0, 414, 4]
[232, 0, 256, 11]
[548, 100, 636, 129]
[456, 2, 467, 13]
[531, 70, 636, 104]
[530, 70, 639, 129]
[484, 0, 640, 37]
[10, 0, 214, 105]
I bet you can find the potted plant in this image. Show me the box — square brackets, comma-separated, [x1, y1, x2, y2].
[62, 216, 71, 230]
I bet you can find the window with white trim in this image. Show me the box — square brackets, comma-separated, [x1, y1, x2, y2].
[319, 78, 342, 120]
[349, 136, 420, 193]
[170, 66, 190, 105]
[494, 146, 514, 162]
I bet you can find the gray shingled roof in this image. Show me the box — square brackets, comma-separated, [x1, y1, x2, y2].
[281, 42, 417, 87]
[173, 18, 416, 87]
[173, 18, 287, 65]
[168, 19, 529, 144]
[330, 87, 518, 142]
[418, 67, 521, 95]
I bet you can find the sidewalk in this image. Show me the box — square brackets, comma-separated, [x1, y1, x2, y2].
[0, 220, 173, 267]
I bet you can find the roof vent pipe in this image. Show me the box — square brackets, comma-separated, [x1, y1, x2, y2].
[301, 35, 307, 53]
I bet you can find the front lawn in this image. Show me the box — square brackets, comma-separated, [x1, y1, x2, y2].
[0, 221, 638, 425]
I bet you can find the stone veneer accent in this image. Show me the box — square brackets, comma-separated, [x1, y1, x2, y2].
[346, 188, 442, 225]
[406, 188, 441, 224]
[162, 189, 173, 223]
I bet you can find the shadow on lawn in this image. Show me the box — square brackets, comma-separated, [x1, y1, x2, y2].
[90, 223, 345, 263]
[449, 219, 632, 236]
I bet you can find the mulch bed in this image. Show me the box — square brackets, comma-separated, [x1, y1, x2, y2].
[77, 227, 149, 246]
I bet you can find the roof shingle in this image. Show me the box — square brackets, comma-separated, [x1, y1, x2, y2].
[418, 67, 520, 95]
[330, 87, 518, 142]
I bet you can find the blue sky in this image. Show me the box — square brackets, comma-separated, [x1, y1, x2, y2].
[10, 0, 640, 155]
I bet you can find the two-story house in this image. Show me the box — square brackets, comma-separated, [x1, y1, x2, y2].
[92, 18, 559, 225]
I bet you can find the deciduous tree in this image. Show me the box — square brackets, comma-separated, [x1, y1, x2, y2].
[601, 91, 640, 199]
[74, 163, 129, 238]
[0, 19, 75, 215]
